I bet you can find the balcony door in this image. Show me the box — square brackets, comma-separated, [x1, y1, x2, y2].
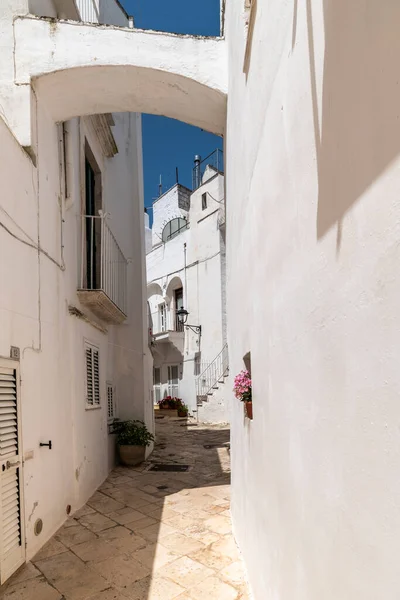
[85, 144, 102, 290]
[167, 365, 179, 397]
[174, 288, 184, 332]
[153, 367, 161, 404]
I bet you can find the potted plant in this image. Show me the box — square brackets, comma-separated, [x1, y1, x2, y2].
[113, 420, 155, 466]
[177, 401, 189, 418]
[233, 370, 253, 419]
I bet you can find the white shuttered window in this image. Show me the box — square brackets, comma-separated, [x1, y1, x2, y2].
[107, 383, 117, 422]
[85, 343, 100, 407]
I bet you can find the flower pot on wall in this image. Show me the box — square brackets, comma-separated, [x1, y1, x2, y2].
[118, 444, 146, 466]
[245, 401, 253, 420]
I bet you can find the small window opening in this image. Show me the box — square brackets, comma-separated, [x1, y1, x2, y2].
[202, 193, 207, 211]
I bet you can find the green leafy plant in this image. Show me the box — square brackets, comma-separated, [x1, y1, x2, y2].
[112, 420, 155, 447]
[178, 402, 189, 416]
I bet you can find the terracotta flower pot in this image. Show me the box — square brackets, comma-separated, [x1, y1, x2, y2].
[118, 444, 146, 466]
[245, 401, 253, 419]
[178, 411, 188, 418]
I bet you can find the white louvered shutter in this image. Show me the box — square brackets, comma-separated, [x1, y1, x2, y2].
[85, 343, 100, 407]
[107, 383, 116, 422]
[0, 369, 18, 458]
[0, 363, 24, 584]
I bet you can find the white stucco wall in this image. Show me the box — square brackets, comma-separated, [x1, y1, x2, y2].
[147, 173, 227, 421]
[226, 1, 400, 598]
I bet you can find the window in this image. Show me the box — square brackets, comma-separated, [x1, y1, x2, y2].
[153, 367, 161, 403]
[85, 342, 100, 407]
[168, 365, 179, 396]
[194, 354, 201, 376]
[161, 218, 188, 242]
[174, 288, 184, 331]
[107, 382, 116, 422]
[201, 193, 207, 211]
[158, 303, 167, 332]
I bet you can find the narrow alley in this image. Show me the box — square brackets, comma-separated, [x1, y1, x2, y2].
[2, 418, 249, 600]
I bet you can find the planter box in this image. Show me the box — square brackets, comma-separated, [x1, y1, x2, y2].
[156, 409, 179, 418]
[118, 444, 146, 466]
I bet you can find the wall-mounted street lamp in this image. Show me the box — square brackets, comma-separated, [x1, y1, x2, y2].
[176, 307, 202, 335]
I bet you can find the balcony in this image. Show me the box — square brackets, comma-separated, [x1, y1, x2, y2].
[149, 310, 184, 354]
[78, 215, 128, 324]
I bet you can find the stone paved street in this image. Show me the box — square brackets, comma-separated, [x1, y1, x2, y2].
[1, 417, 250, 600]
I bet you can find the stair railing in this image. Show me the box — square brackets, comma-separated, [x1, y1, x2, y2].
[195, 343, 229, 399]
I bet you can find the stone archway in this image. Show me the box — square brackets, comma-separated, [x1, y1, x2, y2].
[12, 16, 227, 148]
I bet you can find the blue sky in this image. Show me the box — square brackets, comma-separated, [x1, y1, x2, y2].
[120, 0, 223, 211]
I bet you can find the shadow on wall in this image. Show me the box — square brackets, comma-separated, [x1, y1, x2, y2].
[305, 1, 400, 245]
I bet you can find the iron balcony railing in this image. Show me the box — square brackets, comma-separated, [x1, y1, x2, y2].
[149, 310, 185, 336]
[192, 149, 224, 190]
[76, 0, 99, 22]
[81, 214, 128, 315]
[195, 343, 229, 398]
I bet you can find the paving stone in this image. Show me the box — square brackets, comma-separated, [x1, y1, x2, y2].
[55, 523, 97, 548]
[125, 516, 158, 531]
[106, 507, 147, 525]
[186, 575, 239, 600]
[137, 522, 177, 543]
[161, 532, 206, 555]
[32, 538, 68, 562]
[161, 555, 214, 589]
[189, 545, 234, 571]
[78, 512, 117, 532]
[124, 574, 185, 600]
[98, 527, 147, 554]
[35, 551, 109, 599]
[91, 554, 151, 588]
[203, 514, 232, 535]
[71, 537, 123, 563]
[7, 562, 41, 586]
[87, 492, 125, 514]
[73, 505, 96, 519]
[2, 577, 62, 600]
[132, 542, 181, 571]
[86, 588, 129, 600]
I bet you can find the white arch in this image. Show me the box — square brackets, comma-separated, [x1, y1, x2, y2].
[13, 16, 227, 146]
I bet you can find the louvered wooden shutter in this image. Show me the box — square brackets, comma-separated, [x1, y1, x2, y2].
[1, 469, 21, 557]
[0, 363, 24, 584]
[85, 343, 100, 406]
[0, 368, 18, 459]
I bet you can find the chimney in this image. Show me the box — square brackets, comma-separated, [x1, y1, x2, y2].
[193, 155, 201, 189]
[128, 16, 134, 29]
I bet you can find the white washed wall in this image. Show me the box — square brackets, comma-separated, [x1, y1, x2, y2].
[227, 1, 400, 598]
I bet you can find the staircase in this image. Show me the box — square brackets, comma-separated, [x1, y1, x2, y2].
[196, 343, 229, 409]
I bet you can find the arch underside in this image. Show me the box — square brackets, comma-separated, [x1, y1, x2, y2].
[34, 66, 226, 135]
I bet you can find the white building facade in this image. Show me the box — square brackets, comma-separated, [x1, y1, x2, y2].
[0, 0, 152, 583]
[146, 154, 228, 423]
